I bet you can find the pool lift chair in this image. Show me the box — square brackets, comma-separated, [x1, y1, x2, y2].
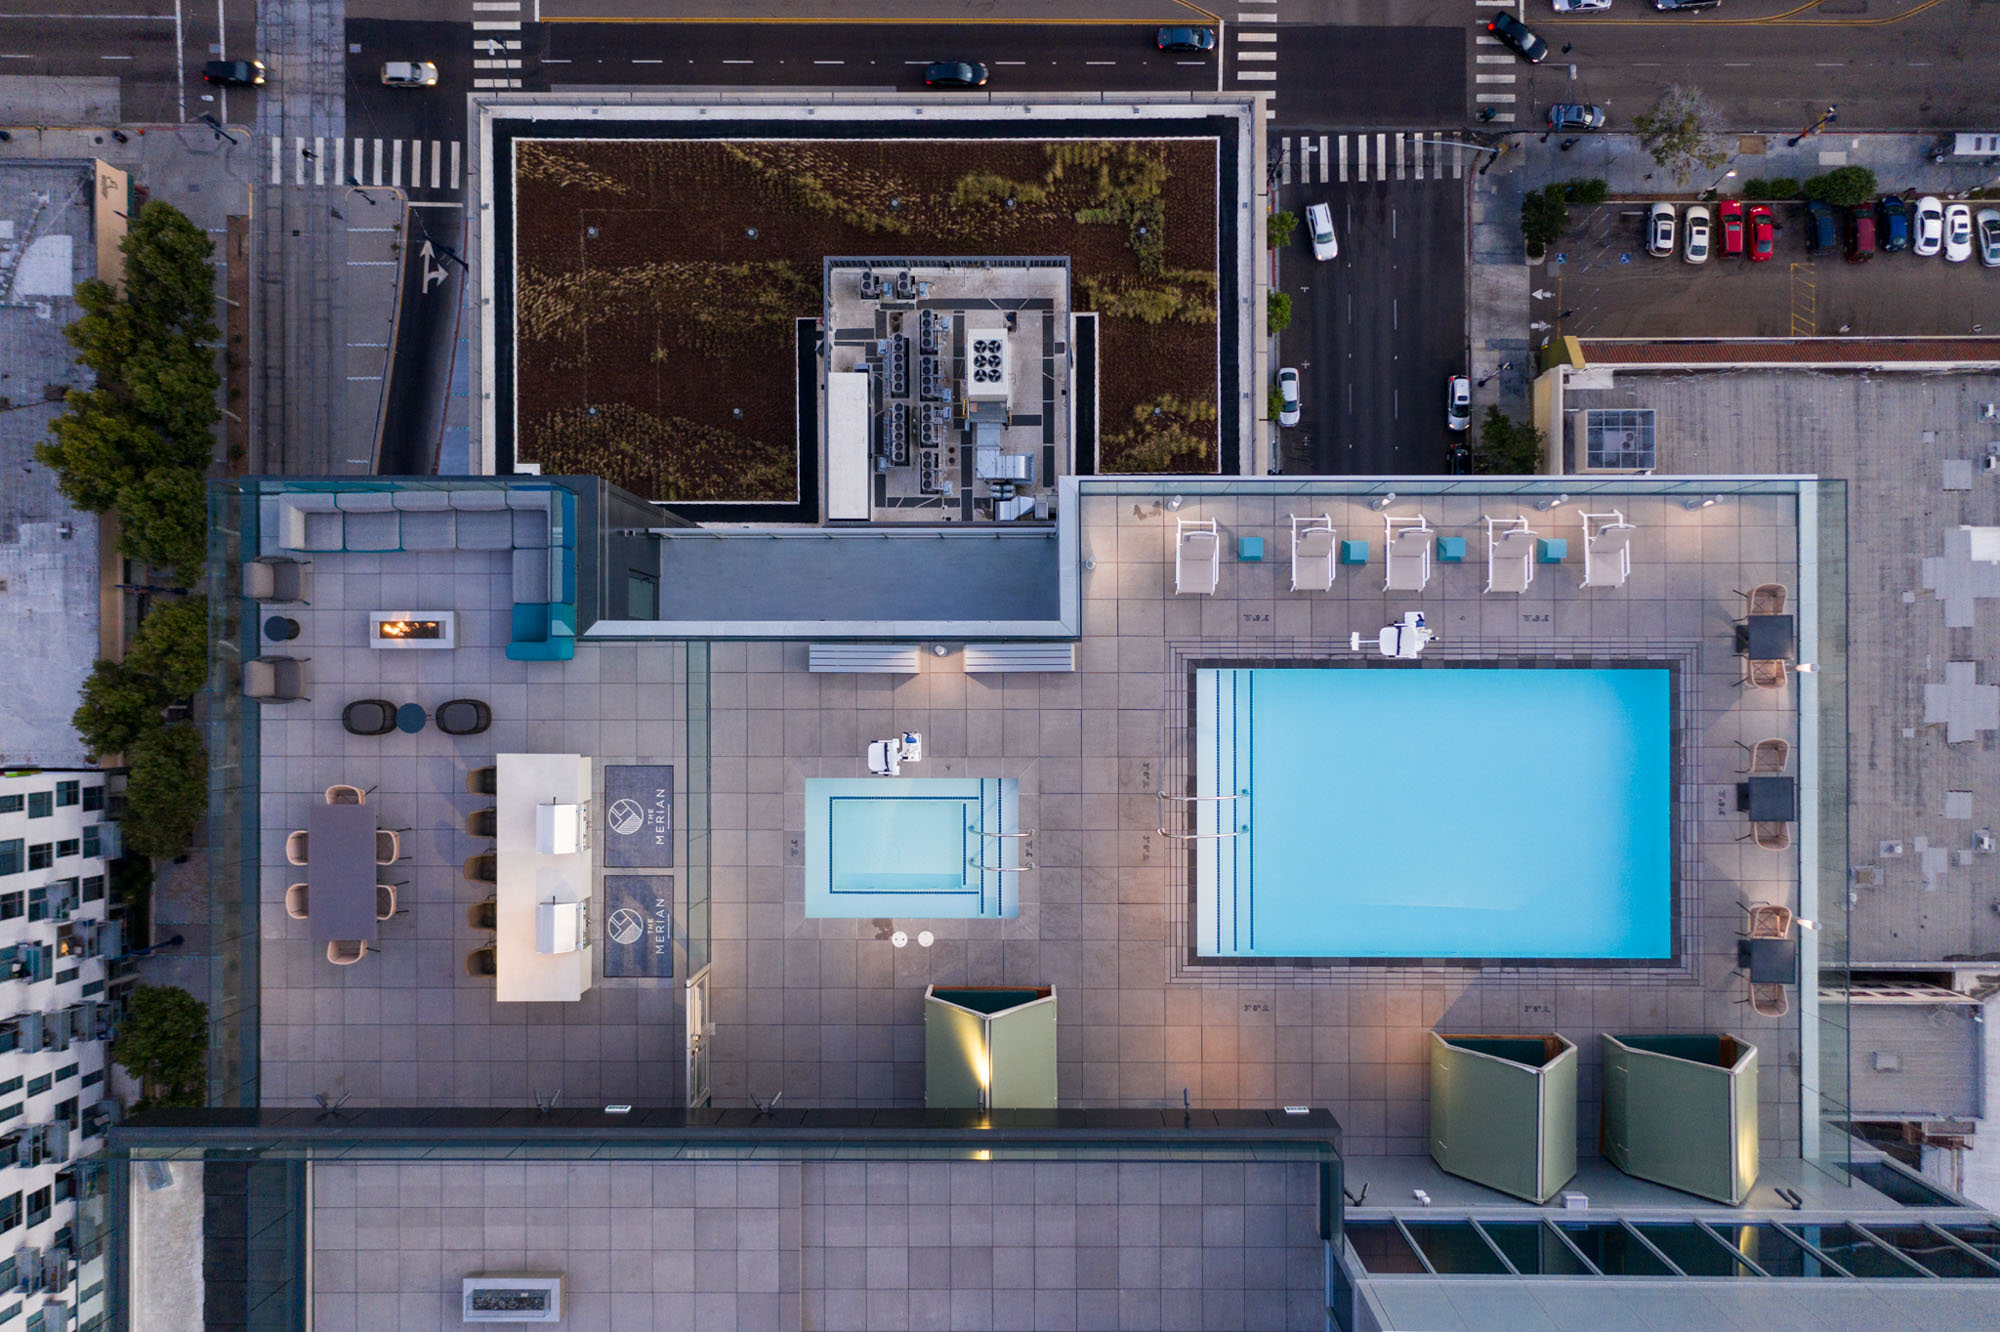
[1384, 515, 1433, 592]
[1175, 518, 1221, 595]
[1351, 611, 1436, 660]
[1484, 515, 1539, 594]
[1579, 510, 1636, 589]
[1290, 513, 1337, 592]
[867, 731, 924, 777]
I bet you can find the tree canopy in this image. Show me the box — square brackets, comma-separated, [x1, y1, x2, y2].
[1631, 84, 1729, 185]
[120, 722, 209, 859]
[110, 984, 209, 1110]
[1475, 406, 1548, 475]
[1801, 166, 1879, 208]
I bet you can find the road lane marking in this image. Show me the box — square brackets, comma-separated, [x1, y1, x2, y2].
[1235, 70, 1275, 80]
[372, 138, 383, 187]
[1278, 135, 1290, 185]
[268, 135, 279, 185]
[1236, 50, 1274, 60]
[313, 137, 324, 186]
[1318, 134, 1329, 184]
[1237, 31, 1275, 42]
[1337, 134, 1347, 182]
[632, 58, 662, 63]
[1476, 74, 1517, 82]
[450, 140, 461, 191]
[391, 140, 402, 189]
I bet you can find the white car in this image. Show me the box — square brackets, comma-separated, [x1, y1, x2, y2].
[1646, 202, 1675, 258]
[1913, 196, 1944, 257]
[1277, 368, 1301, 427]
[1682, 204, 1710, 264]
[1943, 202, 1974, 263]
[1552, 0, 1611, 8]
[1446, 376, 1471, 431]
[1305, 202, 1338, 261]
[381, 60, 438, 87]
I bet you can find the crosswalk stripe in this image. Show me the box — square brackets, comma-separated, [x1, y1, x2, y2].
[1476, 93, 1516, 102]
[1395, 133, 1405, 181]
[392, 140, 403, 189]
[1476, 74, 1518, 83]
[1337, 134, 1347, 183]
[1279, 135, 1291, 186]
[1476, 54, 1515, 63]
[1318, 134, 1329, 184]
[472, 19, 521, 29]
[1413, 135, 1423, 182]
[1237, 50, 1276, 61]
[1235, 71, 1277, 81]
[1375, 133, 1386, 184]
[313, 136, 324, 186]
[451, 140, 462, 191]
[1237, 31, 1277, 42]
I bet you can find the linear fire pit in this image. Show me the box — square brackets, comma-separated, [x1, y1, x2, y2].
[368, 610, 457, 650]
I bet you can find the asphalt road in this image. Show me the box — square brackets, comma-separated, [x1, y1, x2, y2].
[377, 207, 467, 474]
[1274, 164, 1467, 475]
[343, 20, 477, 152]
[0, 0, 255, 125]
[1484, 4, 2000, 133]
[1277, 26, 1463, 128]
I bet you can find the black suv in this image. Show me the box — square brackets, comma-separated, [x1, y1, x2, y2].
[202, 59, 265, 86]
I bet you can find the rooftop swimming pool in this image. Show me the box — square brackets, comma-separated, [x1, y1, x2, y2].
[805, 778, 1020, 920]
[1191, 666, 1673, 962]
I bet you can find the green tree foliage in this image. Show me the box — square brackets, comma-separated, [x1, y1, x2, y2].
[1266, 209, 1299, 249]
[1266, 291, 1293, 334]
[1631, 84, 1729, 185]
[1738, 177, 1800, 201]
[110, 984, 209, 1110]
[1521, 184, 1570, 256]
[122, 594, 211, 699]
[72, 659, 163, 759]
[1801, 166, 1879, 208]
[1268, 384, 1287, 420]
[37, 200, 216, 586]
[120, 722, 209, 860]
[1561, 178, 1610, 206]
[1475, 406, 1548, 475]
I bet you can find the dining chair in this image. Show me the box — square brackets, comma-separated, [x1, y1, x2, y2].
[324, 784, 365, 806]
[467, 898, 498, 931]
[285, 831, 309, 866]
[375, 884, 402, 921]
[1741, 901, 1793, 938]
[1734, 738, 1790, 774]
[466, 766, 498, 797]
[464, 808, 498, 839]
[326, 939, 371, 966]
[464, 853, 498, 885]
[375, 829, 401, 867]
[284, 884, 309, 920]
[1742, 982, 1788, 1018]
[465, 945, 497, 978]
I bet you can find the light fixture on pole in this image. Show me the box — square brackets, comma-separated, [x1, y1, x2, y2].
[1793, 662, 1818, 674]
[1683, 496, 1722, 511]
[1165, 495, 1183, 512]
[1535, 493, 1570, 511]
[1369, 492, 1396, 512]
[1796, 918, 1820, 932]
[1704, 168, 1737, 199]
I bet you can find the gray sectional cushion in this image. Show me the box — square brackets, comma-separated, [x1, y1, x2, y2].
[336, 491, 397, 512]
[449, 490, 509, 511]
[279, 504, 344, 552]
[399, 510, 456, 550]
[392, 490, 453, 512]
[458, 509, 515, 550]
[511, 548, 551, 603]
[511, 505, 550, 549]
[344, 511, 402, 552]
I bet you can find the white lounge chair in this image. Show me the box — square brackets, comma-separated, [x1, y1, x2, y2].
[1384, 515, 1433, 592]
[1580, 511, 1636, 589]
[1484, 516, 1538, 594]
[1290, 514, 1336, 592]
[1175, 518, 1221, 595]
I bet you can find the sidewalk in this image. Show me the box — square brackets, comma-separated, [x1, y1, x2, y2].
[1464, 130, 2000, 422]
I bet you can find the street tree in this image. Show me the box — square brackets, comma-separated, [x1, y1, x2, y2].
[1631, 84, 1729, 185]
[119, 202, 221, 344]
[120, 722, 209, 860]
[1801, 166, 1879, 208]
[38, 392, 158, 513]
[72, 658, 164, 760]
[1266, 209, 1299, 249]
[110, 984, 209, 1110]
[122, 594, 211, 700]
[1475, 406, 1547, 475]
[1521, 184, 1570, 258]
[114, 466, 210, 579]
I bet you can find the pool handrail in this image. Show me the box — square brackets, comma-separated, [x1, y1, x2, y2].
[1155, 788, 1243, 840]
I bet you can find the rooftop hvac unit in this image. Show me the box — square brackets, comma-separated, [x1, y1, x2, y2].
[964, 326, 1011, 403]
[858, 270, 882, 299]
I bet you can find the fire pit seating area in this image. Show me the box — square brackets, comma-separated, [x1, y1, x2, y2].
[269, 483, 577, 661]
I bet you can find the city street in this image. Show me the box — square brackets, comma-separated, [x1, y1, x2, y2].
[0, 0, 255, 124]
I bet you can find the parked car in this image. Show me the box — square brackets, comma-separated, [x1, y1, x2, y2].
[923, 60, 989, 88]
[1877, 196, 1911, 252]
[381, 61, 437, 87]
[1978, 208, 2000, 268]
[1804, 201, 1838, 254]
[1447, 376, 1472, 431]
[1156, 27, 1216, 52]
[1914, 196, 1944, 256]
[1654, 0, 1721, 8]
[1305, 202, 1338, 261]
[1682, 205, 1711, 264]
[1846, 206, 1875, 262]
[1646, 202, 1676, 257]
[1552, 0, 1611, 10]
[1944, 202, 1974, 262]
[1276, 368, 1301, 427]
[1546, 103, 1606, 131]
[1747, 204, 1775, 262]
[202, 58, 265, 86]
[1717, 198, 1744, 257]
[1486, 13, 1549, 63]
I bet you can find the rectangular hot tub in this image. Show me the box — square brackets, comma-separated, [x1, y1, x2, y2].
[805, 778, 1020, 919]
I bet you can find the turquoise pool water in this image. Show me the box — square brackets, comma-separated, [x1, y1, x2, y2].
[804, 778, 1019, 919]
[1194, 667, 1672, 961]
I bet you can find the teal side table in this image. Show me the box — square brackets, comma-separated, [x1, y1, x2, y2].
[1238, 536, 1264, 562]
[1435, 536, 1467, 563]
[1537, 537, 1568, 564]
[1340, 539, 1370, 566]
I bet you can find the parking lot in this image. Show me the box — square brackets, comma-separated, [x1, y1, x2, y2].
[1539, 200, 2000, 340]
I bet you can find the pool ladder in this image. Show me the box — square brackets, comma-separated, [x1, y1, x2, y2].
[968, 828, 1034, 872]
[1155, 791, 1243, 840]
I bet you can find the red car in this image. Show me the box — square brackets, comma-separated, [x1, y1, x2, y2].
[1747, 204, 1775, 262]
[1717, 198, 1744, 257]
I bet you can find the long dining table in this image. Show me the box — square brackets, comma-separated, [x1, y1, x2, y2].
[307, 802, 378, 942]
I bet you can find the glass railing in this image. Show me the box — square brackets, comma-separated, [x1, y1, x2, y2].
[205, 480, 262, 1107]
[1806, 480, 1850, 1182]
[685, 641, 711, 985]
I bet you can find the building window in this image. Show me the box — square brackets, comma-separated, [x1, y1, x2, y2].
[80, 1071, 100, 1090]
[25, 1076, 49, 1099]
[25, 793, 50, 820]
[80, 876, 103, 904]
[0, 796, 20, 815]
[55, 840, 79, 860]
[53, 1100, 74, 1132]
[0, 1105, 22, 1125]
[0, 842, 19, 876]
[54, 970, 76, 987]
[26, 889, 46, 922]
[80, 787, 102, 813]
[21, 1308, 38, 1332]
[0, 1193, 19, 1233]
[0, 1027, 14, 1057]
[24, 1187, 49, 1228]
[0, 1080, 18, 1097]
[81, 827, 99, 859]
[25, 845, 51, 872]
[0, 895, 19, 921]
[54, 783, 78, 809]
